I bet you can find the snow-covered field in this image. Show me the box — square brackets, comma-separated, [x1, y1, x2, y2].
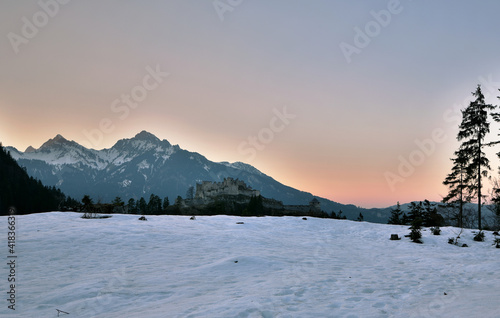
[1, 212, 499, 318]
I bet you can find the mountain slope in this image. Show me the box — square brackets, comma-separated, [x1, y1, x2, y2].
[7, 131, 386, 221]
[0, 144, 66, 215]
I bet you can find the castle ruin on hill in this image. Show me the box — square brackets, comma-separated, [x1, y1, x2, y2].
[190, 177, 322, 216]
[195, 177, 260, 200]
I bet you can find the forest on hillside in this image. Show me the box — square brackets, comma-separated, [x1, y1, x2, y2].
[0, 143, 74, 215]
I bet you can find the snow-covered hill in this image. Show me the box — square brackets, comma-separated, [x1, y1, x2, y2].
[1, 212, 499, 317]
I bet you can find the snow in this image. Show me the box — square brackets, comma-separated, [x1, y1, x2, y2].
[130, 140, 157, 152]
[9, 136, 177, 171]
[157, 146, 174, 163]
[99, 149, 134, 166]
[10, 146, 108, 170]
[1, 213, 499, 318]
[120, 179, 132, 188]
[137, 160, 150, 170]
[220, 161, 265, 176]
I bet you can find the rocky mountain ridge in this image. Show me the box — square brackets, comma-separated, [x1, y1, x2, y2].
[7, 131, 389, 222]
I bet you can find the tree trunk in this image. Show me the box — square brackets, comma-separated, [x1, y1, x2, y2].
[478, 136, 482, 230]
[459, 169, 463, 229]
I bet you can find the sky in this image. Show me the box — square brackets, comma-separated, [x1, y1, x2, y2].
[2, 0, 500, 208]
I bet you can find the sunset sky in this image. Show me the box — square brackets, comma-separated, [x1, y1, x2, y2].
[2, 1, 500, 208]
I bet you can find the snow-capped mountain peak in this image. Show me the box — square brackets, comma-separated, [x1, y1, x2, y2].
[111, 131, 171, 151]
[8, 131, 178, 172]
[102, 131, 174, 166]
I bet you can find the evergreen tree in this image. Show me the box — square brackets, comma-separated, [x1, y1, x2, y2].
[138, 197, 147, 214]
[163, 196, 170, 210]
[409, 218, 423, 244]
[147, 194, 161, 213]
[127, 198, 137, 214]
[422, 199, 444, 227]
[186, 186, 194, 200]
[407, 201, 424, 224]
[401, 212, 410, 225]
[356, 212, 364, 222]
[387, 202, 404, 225]
[62, 196, 79, 210]
[147, 194, 162, 214]
[82, 195, 93, 211]
[442, 150, 470, 228]
[455, 85, 494, 230]
[336, 210, 346, 219]
[174, 196, 183, 206]
[81, 195, 95, 218]
[112, 196, 124, 207]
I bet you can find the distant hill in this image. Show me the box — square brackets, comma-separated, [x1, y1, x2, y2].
[0, 143, 66, 215]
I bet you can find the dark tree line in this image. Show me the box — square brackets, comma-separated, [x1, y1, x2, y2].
[75, 193, 175, 215]
[330, 210, 347, 220]
[126, 194, 172, 215]
[387, 200, 444, 227]
[0, 144, 74, 215]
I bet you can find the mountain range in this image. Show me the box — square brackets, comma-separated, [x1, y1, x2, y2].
[7, 131, 391, 222]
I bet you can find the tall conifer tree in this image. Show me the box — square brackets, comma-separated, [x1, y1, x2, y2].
[453, 85, 494, 230]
